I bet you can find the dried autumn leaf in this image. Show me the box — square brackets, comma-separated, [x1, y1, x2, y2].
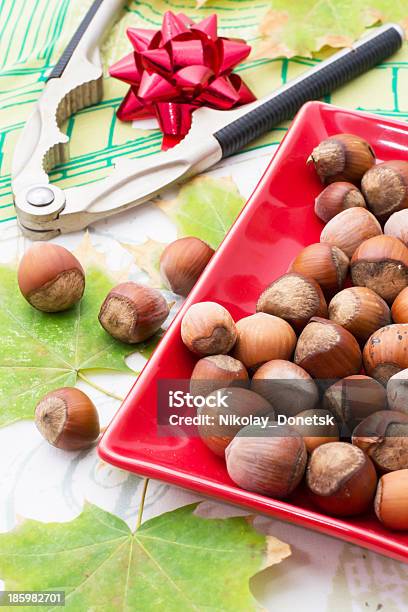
[255, 1, 407, 59]
[0, 503, 290, 610]
[158, 175, 245, 249]
[123, 239, 166, 288]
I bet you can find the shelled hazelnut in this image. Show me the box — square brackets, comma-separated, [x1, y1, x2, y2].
[233, 312, 296, 370]
[306, 442, 377, 517]
[160, 236, 214, 296]
[251, 359, 318, 416]
[391, 287, 408, 323]
[384, 209, 408, 247]
[35, 387, 100, 450]
[18, 243, 85, 312]
[362, 160, 408, 220]
[225, 423, 307, 497]
[181, 302, 237, 356]
[323, 375, 387, 433]
[352, 410, 408, 472]
[320, 208, 382, 258]
[328, 287, 391, 344]
[289, 242, 349, 295]
[315, 182, 366, 223]
[99, 282, 169, 344]
[308, 134, 375, 185]
[190, 355, 248, 397]
[294, 317, 362, 379]
[256, 272, 327, 332]
[197, 387, 273, 456]
[375, 470, 408, 530]
[363, 324, 408, 384]
[351, 235, 408, 303]
[387, 369, 408, 415]
[291, 408, 339, 453]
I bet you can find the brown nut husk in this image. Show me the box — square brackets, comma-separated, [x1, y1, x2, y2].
[251, 359, 318, 417]
[17, 243, 85, 312]
[374, 469, 408, 530]
[99, 282, 169, 344]
[308, 134, 375, 185]
[384, 209, 408, 247]
[351, 235, 408, 303]
[352, 410, 408, 472]
[190, 355, 249, 397]
[225, 423, 307, 497]
[306, 442, 377, 516]
[290, 409, 339, 453]
[35, 387, 100, 450]
[294, 317, 362, 379]
[197, 387, 273, 457]
[363, 324, 408, 384]
[181, 301, 237, 356]
[323, 375, 387, 434]
[315, 182, 366, 223]
[328, 287, 391, 344]
[256, 272, 327, 332]
[289, 242, 349, 295]
[320, 207, 382, 258]
[361, 160, 408, 220]
[159, 236, 214, 296]
[233, 312, 297, 370]
[387, 369, 408, 415]
[391, 287, 408, 324]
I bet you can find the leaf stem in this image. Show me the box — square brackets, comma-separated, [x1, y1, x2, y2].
[136, 478, 149, 530]
[77, 371, 125, 402]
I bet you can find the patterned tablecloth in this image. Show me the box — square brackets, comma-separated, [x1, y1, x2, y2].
[0, 1, 408, 610]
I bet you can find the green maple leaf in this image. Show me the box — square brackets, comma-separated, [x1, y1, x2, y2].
[158, 176, 245, 249]
[0, 503, 290, 611]
[256, 1, 407, 58]
[0, 261, 151, 427]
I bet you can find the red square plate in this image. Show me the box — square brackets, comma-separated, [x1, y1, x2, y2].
[99, 101, 408, 562]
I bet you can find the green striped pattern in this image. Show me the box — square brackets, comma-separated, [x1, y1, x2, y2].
[0, 0, 407, 225]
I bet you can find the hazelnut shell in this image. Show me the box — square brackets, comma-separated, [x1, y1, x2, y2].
[384, 209, 408, 247]
[190, 355, 248, 397]
[181, 301, 237, 356]
[320, 207, 382, 258]
[315, 181, 366, 223]
[291, 408, 339, 453]
[391, 287, 408, 324]
[361, 160, 408, 220]
[289, 242, 349, 295]
[160, 237, 214, 296]
[308, 134, 375, 185]
[363, 324, 408, 384]
[374, 469, 408, 530]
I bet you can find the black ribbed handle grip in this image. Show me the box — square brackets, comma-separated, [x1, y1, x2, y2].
[214, 25, 403, 158]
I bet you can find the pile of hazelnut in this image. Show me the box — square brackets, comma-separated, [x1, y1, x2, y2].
[180, 133, 408, 531]
[17, 235, 214, 451]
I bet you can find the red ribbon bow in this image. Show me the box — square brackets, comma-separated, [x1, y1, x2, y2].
[109, 11, 256, 149]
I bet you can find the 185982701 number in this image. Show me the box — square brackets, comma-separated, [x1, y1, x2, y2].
[0, 591, 65, 606]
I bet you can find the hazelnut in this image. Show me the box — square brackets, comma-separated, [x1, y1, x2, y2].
[351, 235, 408, 303]
[190, 355, 248, 397]
[159, 236, 214, 296]
[387, 369, 408, 415]
[289, 242, 349, 295]
[308, 134, 375, 185]
[361, 160, 408, 220]
[294, 317, 362, 379]
[17, 243, 85, 312]
[99, 282, 169, 344]
[328, 287, 391, 344]
[391, 287, 408, 323]
[384, 209, 408, 247]
[233, 312, 297, 370]
[306, 442, 377, 516]
[225, 423, 307, 497]
[323, 375, 387, 434]
[291, 408, 339, 453]
[315, 181, 366, 223]
[251, 359, 318, 417]
[197, 387, 273, 457]
[352, 410, 408, 472]
[320, 207, 382, 258]
[374, 469, 408, 530]
[363, 324, 408, 384]
[35, 387, 100, 450]
[181, 302, 237, 356]
[256, 272, 327, 332]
